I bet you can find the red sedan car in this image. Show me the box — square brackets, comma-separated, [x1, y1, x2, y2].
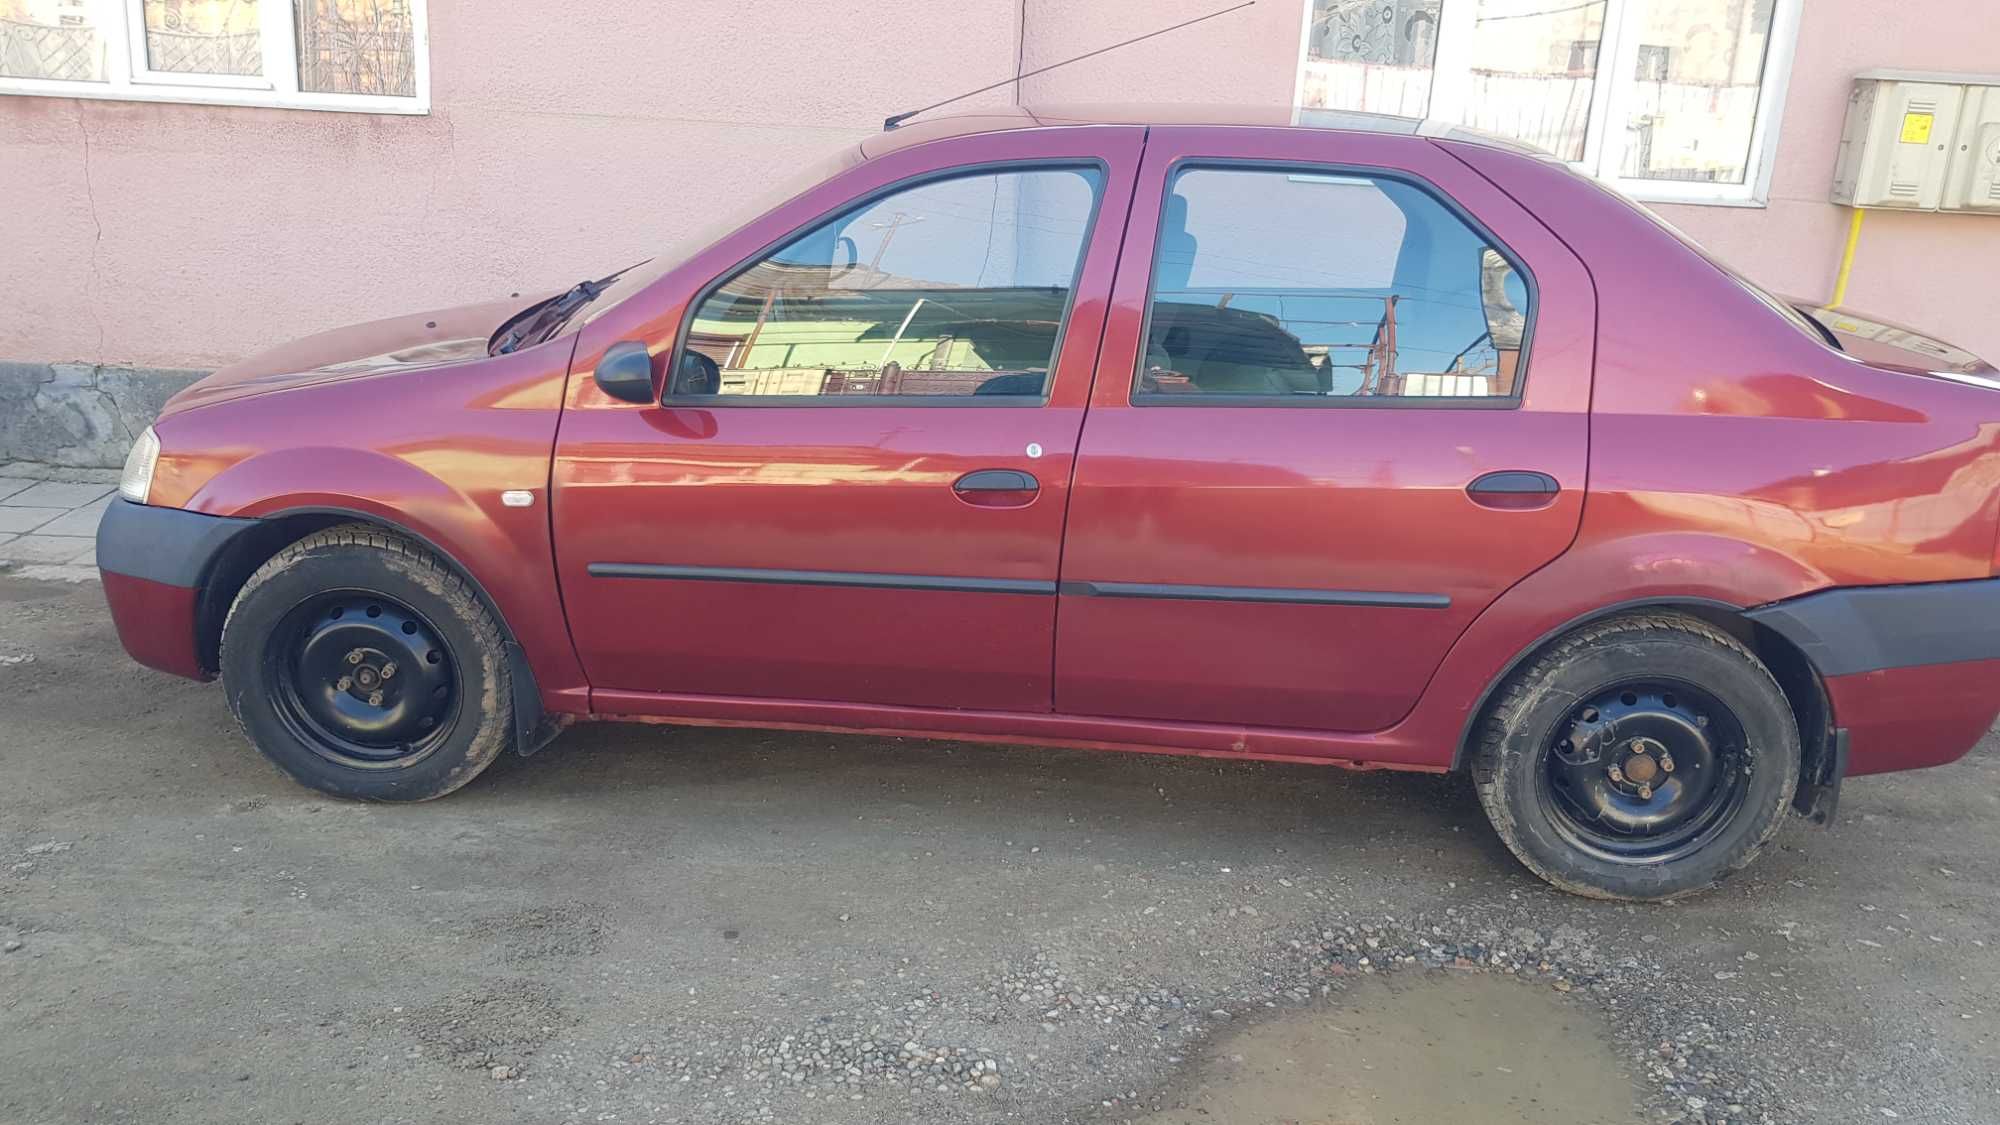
[98, 107, 2000, 900]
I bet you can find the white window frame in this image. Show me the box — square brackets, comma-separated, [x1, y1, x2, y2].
[1292, 0, 1801, 207]
[0, 0, 429, 114]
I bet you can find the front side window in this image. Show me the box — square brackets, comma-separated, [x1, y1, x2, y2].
[0, 0, 425, 112]
[677, 167, 1102, 402]
[1297, 0, 1794, 203]
[1135, 167, 1529, 402]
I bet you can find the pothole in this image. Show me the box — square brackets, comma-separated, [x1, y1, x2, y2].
[1137, 970, 1640, 1125]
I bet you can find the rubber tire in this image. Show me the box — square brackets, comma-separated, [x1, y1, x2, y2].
[220, 523, 512, 802]
[1470, 612, 1800, 901]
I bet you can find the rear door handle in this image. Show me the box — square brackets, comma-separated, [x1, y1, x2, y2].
[1466, 470, 1560, 510]
[953, 469, 1039, 508]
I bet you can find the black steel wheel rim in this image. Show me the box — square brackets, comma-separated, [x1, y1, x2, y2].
[265, 590, 460, 769]
[1536, 679, 1750, 864]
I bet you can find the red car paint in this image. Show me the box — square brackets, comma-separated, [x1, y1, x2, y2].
[101, 572, 206, 681]
[111, 106, 2000, 784]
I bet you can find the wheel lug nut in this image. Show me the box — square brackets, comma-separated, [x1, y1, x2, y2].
[367, 690, 384, 707]
[1660, 756, 1675, 773]
[346, 650, 364, 665]
[1608, 766, 1624, 783]
[1638, 783, 1653, 800]
[336, 676, 353, 691]
[380, 661, 396, 679]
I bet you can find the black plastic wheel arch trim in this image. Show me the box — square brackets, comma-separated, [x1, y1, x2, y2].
[1744, 577, 2000, 677]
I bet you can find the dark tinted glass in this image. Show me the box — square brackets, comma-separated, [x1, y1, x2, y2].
[678, 168, 1101, 400]
[1136, 167, 1530, 402]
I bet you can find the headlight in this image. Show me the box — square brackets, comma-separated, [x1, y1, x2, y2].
[118, 426, 160, 504]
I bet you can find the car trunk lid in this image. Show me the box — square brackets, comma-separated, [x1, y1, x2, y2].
[1794, 301, 2000, 384]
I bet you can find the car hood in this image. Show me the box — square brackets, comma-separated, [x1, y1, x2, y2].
[160, 292, 553, 417]
[1793, 300, 2000, 386]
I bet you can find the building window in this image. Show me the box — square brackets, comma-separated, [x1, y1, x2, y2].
[1296, 0, 1799, 205]
[0, 0, 426, 113]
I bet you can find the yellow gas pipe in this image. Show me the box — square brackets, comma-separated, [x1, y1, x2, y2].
[1829, 206, 1866, 309]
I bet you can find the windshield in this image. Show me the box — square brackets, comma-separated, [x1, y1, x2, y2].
[575, 141, 868, 328]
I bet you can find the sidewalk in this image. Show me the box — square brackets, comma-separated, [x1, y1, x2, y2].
[0, 463, 114, 583]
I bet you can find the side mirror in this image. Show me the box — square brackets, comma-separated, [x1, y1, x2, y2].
[671, 350, 721, 396]
[594, 340, 656, 404]
[830, 234, 860, 281]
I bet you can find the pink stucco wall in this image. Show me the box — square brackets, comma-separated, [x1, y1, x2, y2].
[2, 0, 1997, 372]
[1649, 2, 2000, 360]
[0, 0, 1017, 370]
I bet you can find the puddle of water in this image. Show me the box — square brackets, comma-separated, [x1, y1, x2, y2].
[1137, 971, 1640, 1125]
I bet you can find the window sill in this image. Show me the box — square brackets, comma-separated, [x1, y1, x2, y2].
[0, 78, 428, 115]
[1620, 191, 1769, 210]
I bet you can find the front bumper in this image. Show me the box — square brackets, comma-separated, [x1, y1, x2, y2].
[1748, 579, 2000, 776]
[97, 499, 259, 681]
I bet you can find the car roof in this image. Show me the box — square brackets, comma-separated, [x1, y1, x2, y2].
[861, 103, 1555, 162]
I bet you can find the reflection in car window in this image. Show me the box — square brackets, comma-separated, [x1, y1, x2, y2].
[1134, 167, 1530, 402]
[677, 168, 1102, 400]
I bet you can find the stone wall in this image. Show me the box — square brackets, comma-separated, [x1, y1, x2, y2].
[0, 362, 204, 469]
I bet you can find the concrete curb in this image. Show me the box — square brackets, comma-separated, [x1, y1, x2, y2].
[0, 361, 206, 470]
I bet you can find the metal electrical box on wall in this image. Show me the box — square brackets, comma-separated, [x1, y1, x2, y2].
[1831, 70, 2000, 212]
[1945, 83, 2000, 211]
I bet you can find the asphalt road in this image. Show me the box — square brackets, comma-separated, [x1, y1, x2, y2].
[2, 573, 1995, 1125]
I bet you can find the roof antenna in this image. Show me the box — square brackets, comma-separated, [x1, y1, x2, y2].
[882, 1, 1257, 131]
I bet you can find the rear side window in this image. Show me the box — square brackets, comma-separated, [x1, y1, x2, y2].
[676, 167, 1102, 401]
[1133, 166, 1531, 403]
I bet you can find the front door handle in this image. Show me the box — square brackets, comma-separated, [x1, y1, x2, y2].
[953, 469, 1039, 508]
[1466, 470, 1560, 511]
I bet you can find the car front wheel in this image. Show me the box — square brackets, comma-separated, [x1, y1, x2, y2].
[1471, 612, 1801, 900]
[220, 523, 512, 801]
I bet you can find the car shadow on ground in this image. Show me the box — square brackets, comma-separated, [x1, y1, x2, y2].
[470, 716, 1516, 869]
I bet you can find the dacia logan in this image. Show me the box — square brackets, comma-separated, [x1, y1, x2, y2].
[98, 107, 2000, 900]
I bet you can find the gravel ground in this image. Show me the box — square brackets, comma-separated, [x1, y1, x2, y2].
[1, 572, 1995, 1124]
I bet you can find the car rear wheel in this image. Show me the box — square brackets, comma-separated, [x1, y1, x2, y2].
[220, 524, 512, 801]
[1471, 612, 1800, 900]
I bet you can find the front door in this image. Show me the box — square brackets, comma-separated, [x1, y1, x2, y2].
[553, 128, 1143, 713]
[1056, 127, 1596, 735]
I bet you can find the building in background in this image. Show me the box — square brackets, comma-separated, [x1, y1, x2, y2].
[1301, 0, 1788, 198]
[2, 0, 1997, 465]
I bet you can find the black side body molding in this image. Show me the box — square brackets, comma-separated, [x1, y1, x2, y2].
[1059, 580, 1449, 609]
[588, 563, 1055, 595]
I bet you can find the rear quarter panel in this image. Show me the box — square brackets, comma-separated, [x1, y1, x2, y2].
[1441, 143, 2000, 593]
[1411, 142, 2000, 767]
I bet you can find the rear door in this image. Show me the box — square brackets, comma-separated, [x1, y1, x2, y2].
[553, 127, 1143, 714]
[1055, 126, 1595, 734]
